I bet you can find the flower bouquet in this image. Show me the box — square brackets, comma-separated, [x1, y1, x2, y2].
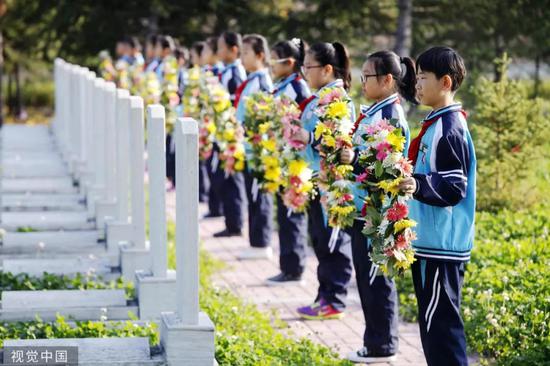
[207, 80, 245, 176]
[243, 92, 283, 199]
[160, 56, 180, 133]
[356, 118, 416, 277]
[276, 96, 314, 213]
[197, 72, 219, 161]
[313, 86, 355, 251]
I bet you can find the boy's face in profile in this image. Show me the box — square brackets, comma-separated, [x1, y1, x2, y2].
[217, 37, 237, 64]
[416, 67, 447, 108]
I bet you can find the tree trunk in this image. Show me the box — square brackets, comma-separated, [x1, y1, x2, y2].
[0, 31, 3, 127]
[394, 0, 413, 56]
[534, 54, 540, 97]
[14, 62, 24, 120]
[7, 68, 13, 115]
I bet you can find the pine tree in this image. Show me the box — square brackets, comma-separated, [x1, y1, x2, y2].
[471, 54, 549, 210]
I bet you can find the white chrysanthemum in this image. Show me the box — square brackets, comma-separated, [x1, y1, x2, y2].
[339, 118, 353, 134]
[382, 152, 401, 168]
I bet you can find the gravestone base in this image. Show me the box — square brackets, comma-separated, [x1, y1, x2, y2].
[136, 269, 176, 320]
[160, 311, 216, 366]
[120, 242, 152, 281]
[95, 200, 117, 229]
[106, 221, 133, 265]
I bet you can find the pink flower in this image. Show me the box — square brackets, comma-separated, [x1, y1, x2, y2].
[289, 176, 302, 186]
[384, 247, 394, 257]
[319, 89, 342, 105]
[394, 234, 409, 250]
[356, 172, 368, 183]
[252, 134, 262, 144]
[376, 142, 391, 161]
[386, 202, 409, 221]
[397, 157, 413, 176]
[169, 93, 180, 107]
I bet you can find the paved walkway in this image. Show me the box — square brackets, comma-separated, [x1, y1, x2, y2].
[166, 193, 427, 365]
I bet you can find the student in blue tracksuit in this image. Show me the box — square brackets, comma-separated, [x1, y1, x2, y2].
[265, 38, 311, 284]
[398, 46, 475, 366]
[187, 42, 209, 202]
[200, 36, 225, 218]
[291, 42, 355, 320]
[201, 37, 225, 77]
[154, 35, 177, 187]
[235, 34, 274, 260]
[144, 34, 160, 72]
[213, 31, 247, 237]
[342, 51, 416, 364]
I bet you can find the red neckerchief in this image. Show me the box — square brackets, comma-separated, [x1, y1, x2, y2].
[350, 113, 366, 136]
[233, 79, 250, 108]
[298, 95, 316, 117]
[408, 109, 467, 166]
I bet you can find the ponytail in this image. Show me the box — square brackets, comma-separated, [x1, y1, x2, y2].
[399, 56, 417, 104]
[367, 50, 418, 104]
[331, 42, 351, 91]
[272, 38, 307, 73]
[297, 39, 306, 66]
[308, 42, 352, 91]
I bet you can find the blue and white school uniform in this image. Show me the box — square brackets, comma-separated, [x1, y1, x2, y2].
[300, 79, 355, 310]
[348, 93, 410, 354]
[201, 62, 227, 215]
[235, 69, 274, 248]
[212, 60, 247, 233]
[409, 103, 475, 366]
[145, 58, 160, 73]
[273, 73, 311, 276]
[219, 59, 247, 103]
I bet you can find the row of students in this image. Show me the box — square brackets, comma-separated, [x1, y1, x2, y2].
[205, 33, 474, 366]
[104, 33, 475, 366]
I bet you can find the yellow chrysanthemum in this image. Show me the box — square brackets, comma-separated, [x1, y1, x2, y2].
[261, 139, 277, 152]
[288, 160, 308, 176]
[265, 167, 282, 181]
[323, 135, 336, 148]
[258, 122, 271, 135]
[326, 101, 349, 120]
[335, 164, 353, 177]
[234, 160, 245, 172]
[314, 123, 330, 140]
[377, 177, 403, 197]
[261, 155, 279, 168]
[387, 131, 406, 152]
[329, 205, 355, 216]
[393, 219, 417, 234]
[223, 128, 235, 141]
[206, 122, 216, 134]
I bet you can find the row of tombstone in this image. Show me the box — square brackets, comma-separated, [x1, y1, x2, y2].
[0, 58, 215, 365]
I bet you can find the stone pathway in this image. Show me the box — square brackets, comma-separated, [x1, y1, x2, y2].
[166, 193, 428, 366]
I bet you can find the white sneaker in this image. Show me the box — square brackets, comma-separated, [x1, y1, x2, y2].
[237, 246, 273, 260]
[347, 347, 397, 363]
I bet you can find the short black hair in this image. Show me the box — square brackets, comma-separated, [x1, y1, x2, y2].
[205, 36, 218, 54]
[243, 34, 270, 65]
[191, 41, 206, 57]
[175, 46, 190, 62]
[416, 46, 466, 92]
[220, 31, 242, 50]
[157, 35, 175, 51]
